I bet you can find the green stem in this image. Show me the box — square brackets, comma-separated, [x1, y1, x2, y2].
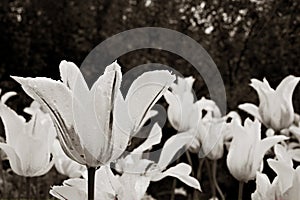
[212, 160, 225, 200]
[87, 166, 96, 200]
[238, 181, 244, 200]
[205, 159, 216, 198]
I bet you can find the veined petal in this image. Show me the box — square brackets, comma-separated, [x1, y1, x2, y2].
[12, 76, 86, 165]
[50, 181, 86, 200]
[151, 163, 201, 191]
[238, 103, 262, 121]
[0, 143, 23, 176]
[91, 61, 122, 136]
[125, 70, 175, 133]
[53, 139, 85, 178]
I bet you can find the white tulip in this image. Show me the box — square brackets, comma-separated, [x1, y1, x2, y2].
[239, 75, 300, 131]
[0, 99, 56, 177]
[12, 60, 175, 167]
[226, 118, 288, 182]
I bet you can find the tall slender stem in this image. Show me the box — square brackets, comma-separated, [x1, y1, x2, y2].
[26, 177, 30, 199]
[193, 158, 205, 199]
[87, 166, 96, 200]
[238, 181, 244, 200]
[185, 151, 194, 176]
[205, 159, 216, 198]
[0, 156, 6, 198]
[170, 158, 180, 200]
[170, 178, 177, 200]
[212, 160, 225, 200]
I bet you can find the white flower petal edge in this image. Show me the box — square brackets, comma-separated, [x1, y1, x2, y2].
[239, 75, 300, 131]
[0, 99, 55, 177]
[151, 163, 201, 191]
[12, 60, 175, 167]
[226, 118, 288, 182]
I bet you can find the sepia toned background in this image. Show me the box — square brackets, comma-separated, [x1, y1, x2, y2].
[0, 0, 299, 199]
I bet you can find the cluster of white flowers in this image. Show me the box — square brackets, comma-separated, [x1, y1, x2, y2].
[0, 60, 299, 200]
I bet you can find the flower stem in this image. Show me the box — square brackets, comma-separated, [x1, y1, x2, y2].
[238, 181, 244, 200]
[87, 166, 96, 200]
[185, 151, 194, 176]
[193, 158, 204, 199]
[205, 159, 216, 198]
[170, 158, 180, 200]
[26, 177, 31, 199]
[212, 160, 225, 200]
[0, 156, 6, 198]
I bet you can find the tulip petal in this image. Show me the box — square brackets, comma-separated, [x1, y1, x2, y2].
[151, 163, 201, 191]
[50, 185, 86, 200]
[251, 172, 272, 200]
[0, 102, 26, 148]
[267, 159, 294, 194]
[274, 144, 293, 167]
[238, 103, 262, 121]
[95, 166, 119, 196]
[59, 61, 89, 101]
[91, 61, 122, 136]
[254, 135, 288, 171]
[132, 123, 162, 154]
[164, 90, 182, 130]
[125, 70, 175, 133]
[0, 143, 23, 176]
[276, 75, 300, 103]
[12, 76, 86, 165]
[0, 91, 17, 103]
[119, 173, 150, 200]
[157, 133, 193, 170]
[53, 139, 85, 178]
[108, 91, 132, 163]
[226, 119, 256, 181]
[288, 149, 300, 162]
[196, 97, 221, 118]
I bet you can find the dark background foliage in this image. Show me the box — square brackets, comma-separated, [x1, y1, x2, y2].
[0, 0, 299, 199]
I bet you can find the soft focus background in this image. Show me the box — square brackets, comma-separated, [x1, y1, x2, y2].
[0, 0, 299, 199]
